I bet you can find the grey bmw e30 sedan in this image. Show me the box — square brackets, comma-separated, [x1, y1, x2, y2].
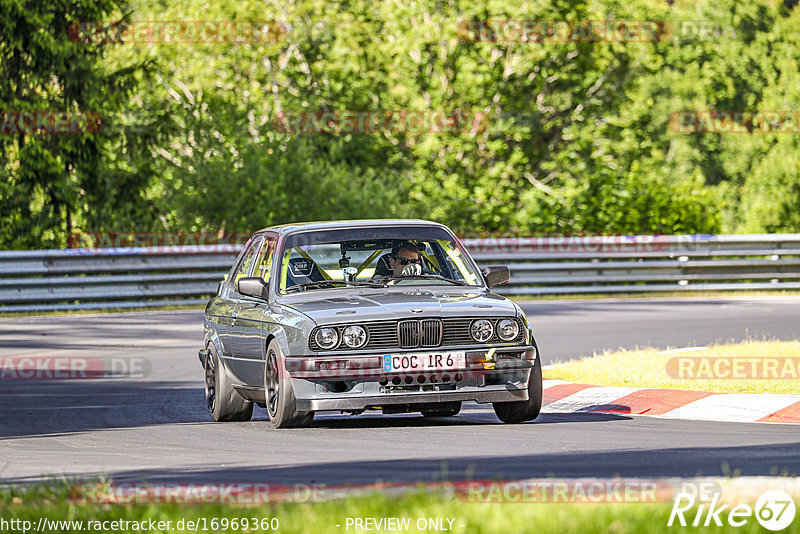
[199, 219, 542, 428]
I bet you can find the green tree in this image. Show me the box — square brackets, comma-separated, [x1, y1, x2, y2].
[5, 0, 800, 248]
[0, 0, 162, 248]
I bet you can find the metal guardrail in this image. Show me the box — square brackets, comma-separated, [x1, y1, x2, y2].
[1, 234, 800, 312]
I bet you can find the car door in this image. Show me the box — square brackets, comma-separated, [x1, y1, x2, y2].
[219, 234, 264, 379]
[228, 234, 276, 386]
[211, 234, 262, 362]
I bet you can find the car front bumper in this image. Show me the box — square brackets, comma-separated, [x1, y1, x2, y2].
[295, 386, 529, 412]
[286, 345, 536, 412]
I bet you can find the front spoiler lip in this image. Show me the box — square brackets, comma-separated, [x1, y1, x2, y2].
[296, 387, 529, 412]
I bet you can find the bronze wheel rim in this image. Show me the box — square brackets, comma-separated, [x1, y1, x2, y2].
[266, 350, 280, 417]
[204, 351, 216, 414]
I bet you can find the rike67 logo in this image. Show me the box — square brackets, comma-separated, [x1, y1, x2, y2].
[669, 488, 796, 531]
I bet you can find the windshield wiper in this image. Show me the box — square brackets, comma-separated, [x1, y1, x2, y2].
[285, 280, 387, 293]
[375, 274, 470, 286]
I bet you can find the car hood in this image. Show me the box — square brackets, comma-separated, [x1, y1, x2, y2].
[279, 287, 517, 325]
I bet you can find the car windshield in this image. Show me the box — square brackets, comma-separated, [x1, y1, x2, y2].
[277, 226, 482, 293]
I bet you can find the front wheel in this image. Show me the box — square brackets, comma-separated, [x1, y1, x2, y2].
[205, 344, 253, 422]
[492, 350, 543, 424]
[264, 340, 314, 429]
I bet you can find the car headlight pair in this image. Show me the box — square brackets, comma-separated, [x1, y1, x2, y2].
[315, 325, 367, 349]
[470, 318, 519, 343]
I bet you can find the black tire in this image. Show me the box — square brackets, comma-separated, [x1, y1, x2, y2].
[421, 401, 462, 418]
[492, 351, 543, 424]
[264, 340, 315, 429]
[205, 344, 253, 422]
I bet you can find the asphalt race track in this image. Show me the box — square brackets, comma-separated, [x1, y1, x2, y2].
[527, 296, 800, 362]
[2, 296, 799, 486]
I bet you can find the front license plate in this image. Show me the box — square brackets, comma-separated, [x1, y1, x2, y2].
[383, 352, 466, 373]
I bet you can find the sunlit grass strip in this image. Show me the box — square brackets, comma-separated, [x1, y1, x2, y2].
[0, 486, 779, 534]
[544, 341, 800, 394]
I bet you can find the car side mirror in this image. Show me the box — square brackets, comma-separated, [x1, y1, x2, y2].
[237, 277, 269, 300]
[482, 266, 510, 288]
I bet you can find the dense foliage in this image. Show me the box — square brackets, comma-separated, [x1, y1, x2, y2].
[1, 0, 799, 248]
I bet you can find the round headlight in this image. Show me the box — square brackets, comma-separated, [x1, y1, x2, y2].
[497, 318, 520, 341]
[470, 319, 494, 343]
[342, 325, 368, 348]
[315, 327, 339, 349]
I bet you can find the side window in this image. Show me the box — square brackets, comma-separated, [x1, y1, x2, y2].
[253, 236, 277, 283]
[233, 235, 264, 290]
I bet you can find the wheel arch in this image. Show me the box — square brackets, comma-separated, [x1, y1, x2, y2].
[205, 334, 232, 373]
[264, 333, 276, 354]
[262, 324, 293, 358]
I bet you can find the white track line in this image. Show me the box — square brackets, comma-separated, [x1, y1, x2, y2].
[659, 393, 800, 423]
[542, 386, 642, 413]
[541, 379, 571, 389]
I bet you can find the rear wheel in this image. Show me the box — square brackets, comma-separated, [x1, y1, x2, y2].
[205, 344, 253, 422]
[265, 340, 315, 428]
[493, 350, 543, 424]
[421, 402, 461, 418]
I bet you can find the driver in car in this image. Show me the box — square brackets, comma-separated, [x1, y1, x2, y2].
[390, 241, 424, 277]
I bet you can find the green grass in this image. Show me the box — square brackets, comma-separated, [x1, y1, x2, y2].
[0, 485, 786, 534]
[544, 340, 800, 394]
